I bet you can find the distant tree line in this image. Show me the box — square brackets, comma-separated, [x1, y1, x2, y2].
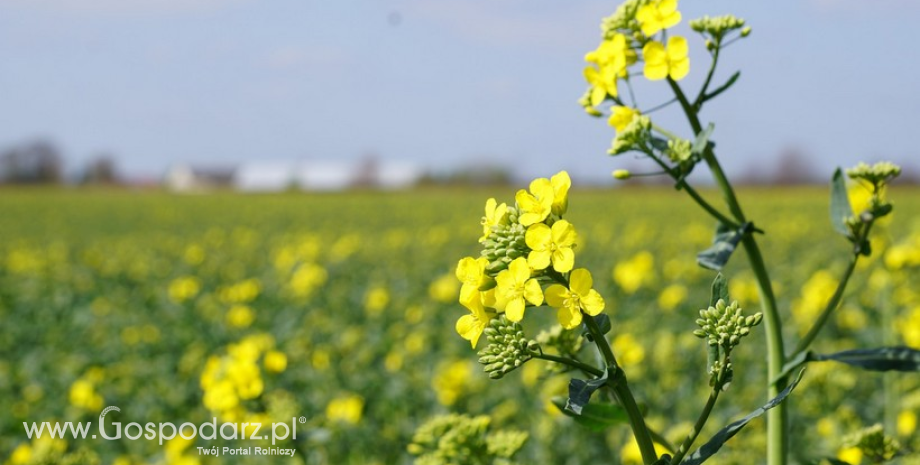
[0, 139, 118, 185]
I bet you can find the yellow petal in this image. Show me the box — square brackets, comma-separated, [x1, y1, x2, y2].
[544, 284, 568, 308]
[524, 278, 544, 306]
[455, 257, 478, 284]
[525, 223, 552, 251]
[528, 250, 552, 271]
[456, 314, 483, 348]
[459, 283, 479, 307]
[590, 85, 607, 106]
[663, 10, 681, 29]
[667, 36, 689, 60]
[644, 62, 669, 81]
[481, 288, 497, 308]
[581, 289, 606, 316]
[659, 0, 679, 17]
[552, 220, 577, 247]
[669, 56, 690, 81]
[552, 248, 575, 273]
[509, 257, 531, 284]
[583, 66, 599, 84]
[551, 171, 571, 215]
[570, 268, 593, 297]
[515, 189, 537, 213]
[505, 298, 526, 322]
[557, 304, 583, 329]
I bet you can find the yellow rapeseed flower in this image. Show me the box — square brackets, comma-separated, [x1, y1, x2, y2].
[584, 65, 619, 106]
[898, 410, 917, 437]
[643, 36, 690, 81]
[613, 251, 655, 294]
[544, 269, 605, 329]
[480, 198, 508, 242]
[608, 106, 641, 132]
[550, 171, 571, 215]
[516, 178, 555, 226]
[456, 257, 491, 307]
[494, 257, 543, 322]
[326, 393, 364, 425]
[583, 34, 634, 106]
[455, 298, 493, 349]
[837, 446, 863, 464]
[226, 305, 255, 328]
[263, 350, 287, 373]
[636, 0, 682, 37]
[525, 220, 577, 273]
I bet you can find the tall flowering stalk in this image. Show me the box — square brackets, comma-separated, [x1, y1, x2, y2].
[437, 1, 919, 464]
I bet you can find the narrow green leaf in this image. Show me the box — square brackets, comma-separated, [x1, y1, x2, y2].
[814, 346, 920, 372]
[771, 350, 814, 386]
[703, 71, 740, 103]
[775, 347, 920, 386]
[551, 397, 628, 431]
[679, 369, 806, 465]
[691, 123, 715, 157]
[697, 222, 751, 271]
[564, 369, 608, 415]
[709, 273, 728, 307]
[830, 168, 853, 237]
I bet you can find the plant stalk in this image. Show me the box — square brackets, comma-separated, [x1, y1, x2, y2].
[584, 316, 658, 464]
[667, 76, 788, 465]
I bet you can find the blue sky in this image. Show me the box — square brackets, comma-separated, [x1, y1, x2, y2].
[0, 0, 917, 182]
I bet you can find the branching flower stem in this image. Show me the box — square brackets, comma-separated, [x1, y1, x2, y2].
[532, 352, 604, 377]
[665, 75, 789, 465]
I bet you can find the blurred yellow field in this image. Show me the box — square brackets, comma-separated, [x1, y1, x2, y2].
[1, 186, 918, 464]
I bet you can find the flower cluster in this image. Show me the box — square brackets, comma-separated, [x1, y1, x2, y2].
[581, 0, 689, 118]
[408, 414, 528, 465]
[694, 299, 762, 350]
[456, 172, 607, 349]
[841, 424, 901, 463]
[689, 15, 749, 42]
[477, 317, 538, 379]
[847, 161, 902, 191]
[199, 333, 287, 424]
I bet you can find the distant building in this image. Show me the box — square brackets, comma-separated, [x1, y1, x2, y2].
[233, 160, 422, 192]
[164, 164, 235, 192]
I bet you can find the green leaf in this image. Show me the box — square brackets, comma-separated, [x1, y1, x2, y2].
[564, 369, 609, 415]
[691, 123, 715, 157]
[772, 350, 813, 386]
[551, 396, 628, 432]
[814, 346, 920, 372]
[702, 71, 740, 103]
[775, 347, 920, 386]
[594, 314, 612, 335]
[830, 168, 853, 237]
[679, 369, 806, 465]
[697, 222, 751, 271]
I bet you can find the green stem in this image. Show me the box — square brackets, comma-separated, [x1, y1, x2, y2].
[693, 42, 721, 110]
[584, 316, 658, 465]
[790, 255, 859, 357]
[667, 77, 788, 465]
[670, 387, 721, 464]
[644, 150, 738, 229]
[532, 352, 604, 377]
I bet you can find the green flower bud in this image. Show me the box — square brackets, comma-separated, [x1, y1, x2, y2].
[613, 169, 632, 180]
[477, 316, 536, 379]
[610, 115, 652, 155]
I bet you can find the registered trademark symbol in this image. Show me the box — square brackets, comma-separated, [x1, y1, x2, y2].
[299, 416, 307, 424]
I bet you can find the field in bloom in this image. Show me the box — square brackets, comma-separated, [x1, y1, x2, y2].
[1, 186, 919, 464]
